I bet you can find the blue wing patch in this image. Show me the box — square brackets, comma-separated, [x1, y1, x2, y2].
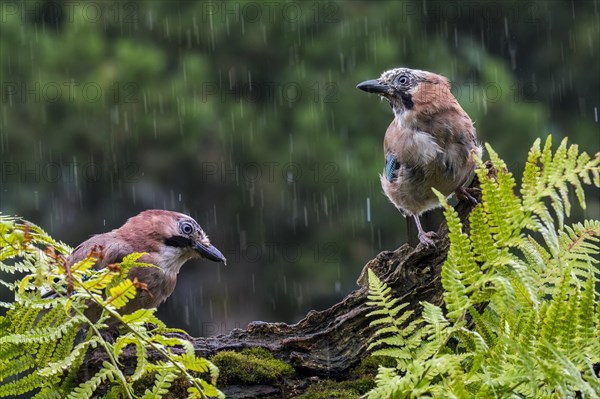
[385, 153, 398, 182]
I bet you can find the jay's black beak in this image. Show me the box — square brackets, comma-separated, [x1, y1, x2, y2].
[195, 242, 227, 265]
[356, 79, 389, 94]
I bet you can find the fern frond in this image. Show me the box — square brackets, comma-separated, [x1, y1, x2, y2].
[477, 148, 524, 244]
[0, 371, 46, 397]
[467, 307, 496, 348]
[0, 354, 35, 381]
[52, 319, 80, 362]
[35, 306, 70, 367]
[66, 362, 117, 399]
[113, 335, 147, 381]
[187, 379, 224, 398]
[577, 265, 600, 364]
[367, 367, 405, 399]
[38, 337, 101, 378]
[366, 137, 600, 398]
[437, 194, 477, 322]
[120, 308, 164, 327]
[106, 279, 137, 309]
[468, 205, 497, 267]
[558, 220, 600, 271]
[366, 269, 413, 337]
[31, 387, 63, 399]
[141, 369, 179, 399]
[523, 136, 600, 227]
[0, 214, 221, 398]
[539, 263, 573, 358]
[0, 314, 87, 345]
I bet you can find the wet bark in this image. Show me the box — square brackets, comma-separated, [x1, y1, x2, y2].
[194, 235, 451, 379]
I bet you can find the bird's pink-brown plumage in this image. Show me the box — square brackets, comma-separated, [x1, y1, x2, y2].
[358, 68, 482, 246]
[66, 210, 225, 316]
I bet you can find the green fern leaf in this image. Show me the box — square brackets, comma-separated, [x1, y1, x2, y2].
[38, 337, 101, 378]
[113, 335, 147, 381]
[106, 279, 137, 309]
[192, 378, 224, 398]
[366, 137, 600, 398]
[0, 354, 35, 382]
[31, 387, 63, 399]
[141, 369, 178, 399]
[66, 362, 117, 399]
[120, 308, 164, 327]
[577, 265, 598, 364]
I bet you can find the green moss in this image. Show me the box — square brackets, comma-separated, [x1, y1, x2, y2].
[351, 355, 396, 379]
[298, 355, 396, 398]
[297, 380, 361, 399]
[344, 377, 375, 394]
[211, 347, 294, 386]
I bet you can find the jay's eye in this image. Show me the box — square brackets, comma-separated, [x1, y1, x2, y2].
[398, 75, 409, 85]
[180, 221, 194, 235]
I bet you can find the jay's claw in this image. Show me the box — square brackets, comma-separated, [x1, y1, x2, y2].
[417, 231, 438, 248]
[456, 187, 479, 206]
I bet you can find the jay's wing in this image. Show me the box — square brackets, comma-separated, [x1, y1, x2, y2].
[384, 153, 399, 182]
[67, 233, 130, 270]
[41, 233, 131, 298]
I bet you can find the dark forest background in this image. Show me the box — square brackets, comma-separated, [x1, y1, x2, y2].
[1, 0, 598, 336]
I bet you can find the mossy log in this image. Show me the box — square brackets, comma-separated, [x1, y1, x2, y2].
[83, 169, 485, 397]
[193, 233, 451, 379]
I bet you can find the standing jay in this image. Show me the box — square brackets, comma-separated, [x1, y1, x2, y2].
[357, 68, 482, 247]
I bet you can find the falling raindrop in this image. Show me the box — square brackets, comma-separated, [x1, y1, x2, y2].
[152, 111, 157, 139]
[482, 94, 488, 115]
[304, 205, 308, 227]
[454, 26, 458, 48]
[147, 9, 153, 30]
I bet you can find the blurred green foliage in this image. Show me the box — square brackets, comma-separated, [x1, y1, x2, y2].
[0, 0, 598, 335]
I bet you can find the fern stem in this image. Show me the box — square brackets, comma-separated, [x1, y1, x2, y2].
[63, 288, 136, 399]
[76, 280, 208, 398]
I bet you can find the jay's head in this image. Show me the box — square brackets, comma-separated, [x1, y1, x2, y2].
[357, 67, 456, 118]
[118, 210, 226, 270]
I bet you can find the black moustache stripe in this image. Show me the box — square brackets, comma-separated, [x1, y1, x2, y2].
[400, 92, 413, 110]
[164, 235, 193, 248]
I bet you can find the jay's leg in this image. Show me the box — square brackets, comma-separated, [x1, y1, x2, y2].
[413, 214, 437, 247]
